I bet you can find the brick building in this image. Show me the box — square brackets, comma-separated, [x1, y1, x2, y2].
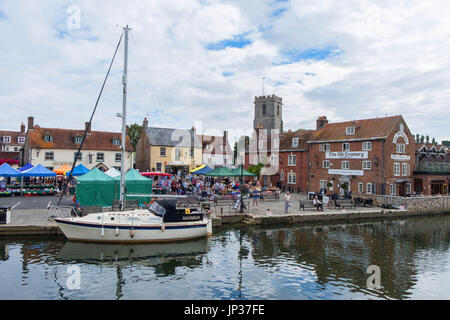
[307, 115, 416, 196]
[197, 130, 233, 168]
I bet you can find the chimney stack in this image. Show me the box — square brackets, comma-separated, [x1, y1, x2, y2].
[27, 116, 34, 131]
[143, 117, 148, 130]
[20, 122, 25, 133]
[316, 116, 328, 130]
[85, 122, 91, 134]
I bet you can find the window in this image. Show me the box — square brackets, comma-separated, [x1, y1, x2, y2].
[277, 105, 280, 116]
[396, 144, 405, 154]
[402, 163, 409, 176]
[287, 172, 296, 184]
[341, 161, 350, 169]
[44, 152, 54, 161]
[262, 104, 266, 115]
[18, 136, 25, 144]
[74, 152, 82, 161]
[362, 141, 372, 150]
[115, 153, 121, 162]
[390, 183, 396, 195]
[323, 144, 330, 152]
[96, 152, 104, 162]
[394, 162, 400, 176]
[14, 147, 18, 152]
[292, 138, 299, 148]
[362, 161, 371, 170]
[273, 139, 280, 148]
[320, 180, 327, 190]
[43, 135, 53, 142]
[342, 143, 350, 151]
[258, 140, 264, 149]
[190, 148, 195, 158]
[322, 160, 330, 169]
[175, 148, 180, 161]
[2, 136, 11, 143]
[346, 126, 355, 135]
[358, 182, 364, 194]
[160, 147, 166, 157]
[280, 171, 284, 181]
[406, 183, 411, 195]
[270, 155, 278, 165]
[156, 162, 162, 172]
[288, 154, 296, 166]
[366, 183, 373, 194]
[112, 139, 120, 145]
[74, 136, 83, 144]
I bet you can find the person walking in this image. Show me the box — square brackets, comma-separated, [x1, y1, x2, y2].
[283, 191, 291, 213]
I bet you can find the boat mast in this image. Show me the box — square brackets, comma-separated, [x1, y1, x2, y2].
[119, 25, 130, 211]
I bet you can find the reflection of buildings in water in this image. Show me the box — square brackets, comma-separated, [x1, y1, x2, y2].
[0, 243, 9, 261]
[246, 216, 450, 299]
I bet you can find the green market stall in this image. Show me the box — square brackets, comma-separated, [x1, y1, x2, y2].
[76, 167, 118, 207]
[114, 169, 153, 205]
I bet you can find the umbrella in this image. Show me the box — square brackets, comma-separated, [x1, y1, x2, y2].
[22, 164, 57, 177]
[66, 164, 90, 177]
[204, 166, 234, 177]
[0, 163, 22, 177]
[18, 163, 33, 172]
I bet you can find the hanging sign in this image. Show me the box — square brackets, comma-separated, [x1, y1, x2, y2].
[328, 169, 364, 176]
[326, 151, 368, 159]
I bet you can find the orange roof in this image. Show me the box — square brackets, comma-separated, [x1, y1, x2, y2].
[309, 115, 404, 143]
[28, 127, 134, 152]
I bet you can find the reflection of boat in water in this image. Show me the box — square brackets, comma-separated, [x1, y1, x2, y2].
[56, 236, 211, 264]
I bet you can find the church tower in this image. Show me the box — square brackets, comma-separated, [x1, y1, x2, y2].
[253, 95, 283, 133]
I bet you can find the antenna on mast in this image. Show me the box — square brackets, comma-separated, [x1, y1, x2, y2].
[262, 76, 266, 95]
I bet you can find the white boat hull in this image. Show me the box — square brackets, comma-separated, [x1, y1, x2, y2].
[55, 212, 212, 243]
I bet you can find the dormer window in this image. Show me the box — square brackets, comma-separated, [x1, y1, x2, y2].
[18, 136, 25, 144]
[74, 136, 83, 144]
[2, 136, 11, 143]
[112, 139, 120, 145]
[346, 126, 355, 135]
[292, 138, 299, 148]
[43, 135, 53, 142]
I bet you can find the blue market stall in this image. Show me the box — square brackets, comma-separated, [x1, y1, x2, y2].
[0, 163, 22, 197]
[66, 164, 90, 177]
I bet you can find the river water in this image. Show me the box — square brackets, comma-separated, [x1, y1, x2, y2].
[1, 214, 449, 300]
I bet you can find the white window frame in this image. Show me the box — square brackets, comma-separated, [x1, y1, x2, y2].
[18, 136, 25, 144]
[160, 147, 166, 157]
[362, 141, 372, 151]
[156, 162, 162, 172]
[112, 139, 120, 145]
[322, 160, 330, 169]
[288, 154, 296, 166]
[273, 139, 280, 148]
[406, 183, 411, 195]
[287, 171, 296, 184]
[280, 171, 284, 181]
[390, 183, 396, 195]
[362, 161, 371, 170]
[394, 162, 400, 176]
[292, 138, 299, 148]
[74, 136, 83, 144]
[366, 183, 373, 194]
[74, 152, 82, 161]
[346, 126, 355, 135]
[270, 155, 278, 165]
[2, 136, 11, 143]
[115, 153, 121, 162]
[358, 182, 364, 194]
[323, 144, 330, 152]
[44, 135, 53, 142]
[396, 144, 405, 154]
[342, 143, 350, 151]
[341, 161, 350, 169]
[402, 163, 409, 176]
[44, 152, 54, 161]
[96, 152, 104, 162]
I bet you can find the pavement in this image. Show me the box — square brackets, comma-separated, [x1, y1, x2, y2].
[0, 195, 74, 210]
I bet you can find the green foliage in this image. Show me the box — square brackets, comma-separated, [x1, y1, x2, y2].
[128, 123, 142, 151]
[247, 163, 264, 178]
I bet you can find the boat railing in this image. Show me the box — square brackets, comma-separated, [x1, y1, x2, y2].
[47, 205, 76, 219]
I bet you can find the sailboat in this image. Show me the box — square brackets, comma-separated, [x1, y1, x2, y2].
[53, 26, 212, 243]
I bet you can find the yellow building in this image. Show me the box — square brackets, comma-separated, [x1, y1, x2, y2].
[135, 118, 203, 176]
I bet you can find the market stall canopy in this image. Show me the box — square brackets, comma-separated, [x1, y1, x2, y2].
[191, 165, 213, 175]
[18, 163, 33, 172]
[231, 167, 256, 177]
[22, 164, 57, 177]
[140, 172, 172, 177]
[76, 167, 118, 207]
[53, 164, 72, 175]
[105, 167, 121, 178]
[0, 163, 22, 177]
[66, 164, 90, 177]
[204, 166, 234, 177]
[114, 169, 153, 204]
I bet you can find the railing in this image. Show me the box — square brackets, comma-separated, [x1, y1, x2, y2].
[376, 195, 450, 210]
[376, 195, 407, 209]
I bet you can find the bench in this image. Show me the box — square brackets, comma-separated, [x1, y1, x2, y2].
[333, 199, 355, 209]
[260, 193, 280, 202]
[299, 200, 323, 211]
[354, 197, 374, 207]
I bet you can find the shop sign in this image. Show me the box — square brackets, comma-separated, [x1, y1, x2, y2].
[328, 169, 364, 176]
[326, 151, 368, 159]
[390, 154, 411, 161]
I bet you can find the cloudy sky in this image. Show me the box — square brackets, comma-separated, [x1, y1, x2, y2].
[1, 0, 450, 143]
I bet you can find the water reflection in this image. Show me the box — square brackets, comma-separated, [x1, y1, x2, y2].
[244, 215, 450, 299]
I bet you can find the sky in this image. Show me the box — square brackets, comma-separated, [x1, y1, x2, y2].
[1, 0, 450, 143]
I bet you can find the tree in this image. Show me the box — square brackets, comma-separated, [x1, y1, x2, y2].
[127, 123, 142, 151]
[247, 163, 264, 178]
[442, 140, 450, 147]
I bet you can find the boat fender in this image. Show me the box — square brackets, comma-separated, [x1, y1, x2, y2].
[161, 223, 165, 232]
[101, 227, 105, 237]
[115, 227, 120, 237]
[130, 228, 135, 238]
